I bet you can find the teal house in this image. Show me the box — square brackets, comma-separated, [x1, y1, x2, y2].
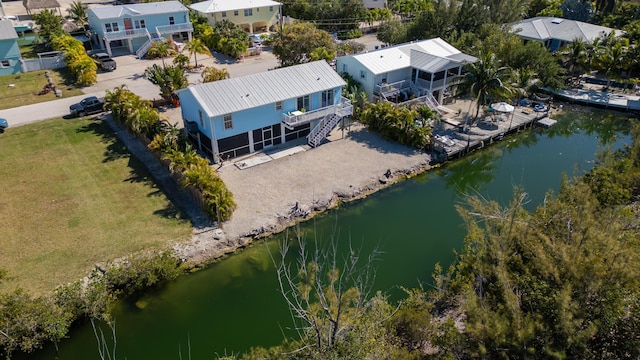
[0, 20, 22, 76]
[177, 61, 352, 163]
[87, 1, 193, 58]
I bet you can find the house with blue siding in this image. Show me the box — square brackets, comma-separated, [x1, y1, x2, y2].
[87, 1, 193, 58]
[190, 0, 282, 34]
[177, 60, 352, 162]
[336, 38, 476, 110]
[0, 20, 22, 76]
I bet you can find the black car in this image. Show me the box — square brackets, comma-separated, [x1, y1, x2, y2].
[69, 96, 104, 117]
[92, 53, 117, 71]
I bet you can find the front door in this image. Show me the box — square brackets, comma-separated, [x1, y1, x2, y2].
[123, 18, 133, 34]
[262, 127, 273, 148]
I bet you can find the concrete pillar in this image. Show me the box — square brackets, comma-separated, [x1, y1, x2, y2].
[105, 40, 112, 58]
[128, 39, 134, 54]
[187, 31, 192, 41]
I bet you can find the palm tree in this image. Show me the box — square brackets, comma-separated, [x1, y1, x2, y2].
[454, 52, 512, 123]
[147, 40, 177, 67]
[66, 1, 87, 25]
[182, 38, 211, 68]
[595, 39, 629, 90]
[201, 66, 230, 83]
[560, 39, 588, 86]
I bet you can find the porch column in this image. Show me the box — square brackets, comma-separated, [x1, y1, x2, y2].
[280, 123, 286, 144]
[429, 73, 434, 91]
[128, 39, 134, 54]
[105, 40, 113, 58]
[248, 130, 255, 153]
[443, 69, 448, 90]
[210, 118, 220, 163]
[187, 31, 192, 41]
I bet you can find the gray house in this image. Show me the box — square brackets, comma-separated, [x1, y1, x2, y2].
[510, 17, 624, 51]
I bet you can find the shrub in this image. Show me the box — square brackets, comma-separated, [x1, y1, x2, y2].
[51, 35, 97, 86]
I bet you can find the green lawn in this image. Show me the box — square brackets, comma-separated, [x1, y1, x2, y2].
[0, 69, 84, 110]
[0, 118, 193, 295]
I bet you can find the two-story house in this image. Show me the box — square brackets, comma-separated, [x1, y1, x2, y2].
[0, 20, 22, 76]
[177, 60, 352, 162]
[336, 38, 477, 109]
[189, 0, 282, 34]
[87, 1, 193, 58]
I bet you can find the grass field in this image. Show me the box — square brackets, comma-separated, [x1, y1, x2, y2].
[0, 117, 193, 295]
[0, 69, 85, 110]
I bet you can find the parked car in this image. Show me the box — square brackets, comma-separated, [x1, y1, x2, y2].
[69, 96, 104, 117]
[92, 52, 116, 71]
[0, 118, 8, 132]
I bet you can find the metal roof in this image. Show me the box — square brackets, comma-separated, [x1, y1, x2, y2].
[190, 0, 281, 13]
[181, 61, 346, 118]
[0, 20, 18, 41]
[346, 38, 474, 75]
[88, 1, 188, 20]
[511, 17, 623, 43]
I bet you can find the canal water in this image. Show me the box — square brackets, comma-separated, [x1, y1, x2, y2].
[26, 109, 632, 359]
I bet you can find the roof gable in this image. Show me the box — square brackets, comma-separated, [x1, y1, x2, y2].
[346, 38, 475, 75]
[190, 0, 281, 13]
[511, 17, 623, 43]
[88, 1, 188, 20]
[0, 20, 19, 40]
[183, 61, 346, 118]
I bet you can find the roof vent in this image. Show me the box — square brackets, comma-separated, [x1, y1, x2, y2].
[551, 18, 564, 24]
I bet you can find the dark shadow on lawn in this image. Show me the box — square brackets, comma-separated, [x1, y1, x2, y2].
[76, 119, 130, 162]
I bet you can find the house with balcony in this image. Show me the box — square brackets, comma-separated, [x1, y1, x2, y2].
[510, 17, 623, 52]
[189, 0, 282, 34]
[336, 38, 477, 111]
[0, 20, 22, 76]
[87, 1, 193, 58]
[177, 60, 352, 162]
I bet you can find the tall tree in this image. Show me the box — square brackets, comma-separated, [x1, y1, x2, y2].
[272, 22, 335, 67]
[147, 40, 177, 67]
[33, 9, 64, 44]
[560, 39, 588, 85]
[66, 1, 87, 25]
[182, 38, 211, 68]
[454, 53, 512, 122]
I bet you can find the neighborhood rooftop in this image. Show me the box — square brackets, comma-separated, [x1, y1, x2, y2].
[0, 20, 18, 40]
[189, 0, 281, 13]
[88, 1, 188, 19]
[181, 60, 346, 118]
[349, 38, 477, 75]
[511, 17, 624, 43]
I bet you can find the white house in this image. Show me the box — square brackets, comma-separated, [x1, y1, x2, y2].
[177, 61, 352, 162]
[510, 17, 624, 51]
[336, 38, 477, 107]
[190, 0, 282, 34]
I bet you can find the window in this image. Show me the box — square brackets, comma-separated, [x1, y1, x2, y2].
[169, 16, 175, 25]
[297, 95, 310, 111]
[105, 23, 119, 32]
[105, 23, 111, 32]
[223, 114, 233, 129]
[199, 110, 204, 127]
[221, 11, 226, 17]
[0, 60, 10, 68]
[134, 19, 146, 29]
[234, 10, 239, 16]
[360, 70, 366, 79]
[244, 9, 253, 16]
[342, 64, 348, 72]
[269, 6, 274, 11]
[321, 89, 334, 107]
[275, 101, 283, 111]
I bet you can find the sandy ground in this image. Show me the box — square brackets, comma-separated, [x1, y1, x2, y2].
[173, 121, 433, 264]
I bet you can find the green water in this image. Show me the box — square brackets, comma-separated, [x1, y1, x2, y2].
[25, 110, 632, 359]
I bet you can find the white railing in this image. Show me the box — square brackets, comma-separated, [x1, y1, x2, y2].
[282, 98, 353, 128]
[375, 80, 406, 96]
[103, 27, 149, 41]
[396, 92, 442, 114]
[156, 23, 194, 35]
[308, 113, 340, 147]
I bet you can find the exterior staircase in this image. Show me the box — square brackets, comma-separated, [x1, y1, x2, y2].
[409, 82, 422, 97]
[424, 92, 442, 114]
[135, 31, 164, 59]
[307, 113, 343, 148]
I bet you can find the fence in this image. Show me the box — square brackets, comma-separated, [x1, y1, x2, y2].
[21, 52, 66, 72]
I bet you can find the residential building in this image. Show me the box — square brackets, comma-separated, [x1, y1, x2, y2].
[363, 0, 386, 9]
[177, 60, 352, 162]
[87, 1, 193, 58]
[189, 0, 282, 34]
[0, 20, 21, 75]
[510, 17, 624, 51]
[336, 38, 477, 107]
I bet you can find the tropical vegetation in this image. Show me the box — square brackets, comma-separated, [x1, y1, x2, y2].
[201, 66, 230, 83]
[146, 39, 178, 67]
[144, 63, 188, 101]
[50, 35, 97, 86]
[272, 22, 336, 67]
[192, 17, 249, 59]
[182, 38, 211, 68]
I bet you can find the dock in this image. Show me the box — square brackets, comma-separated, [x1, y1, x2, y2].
[432, 105, 551, 162]
[551, 88, 640, 112]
